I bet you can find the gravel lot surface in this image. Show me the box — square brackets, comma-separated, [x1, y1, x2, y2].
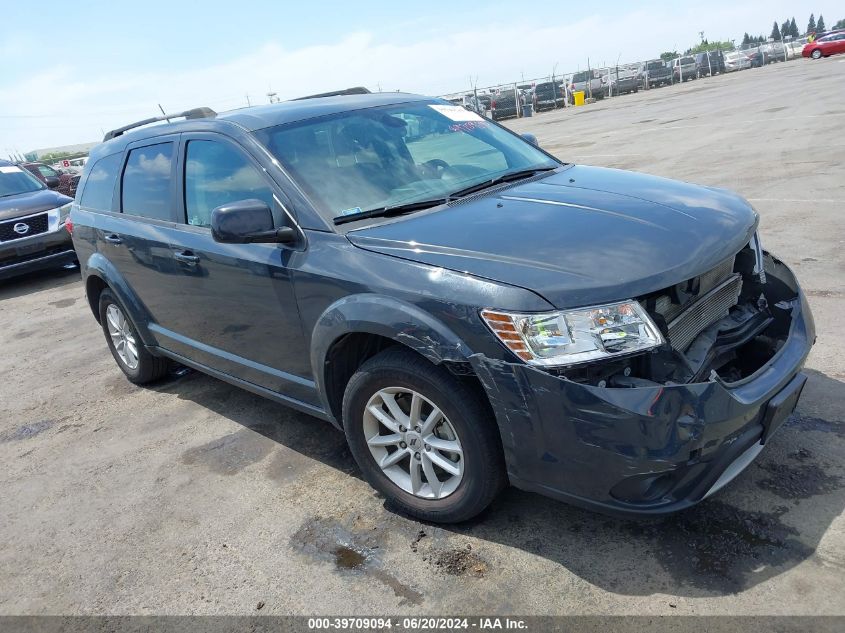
[1, 57, 843, 616]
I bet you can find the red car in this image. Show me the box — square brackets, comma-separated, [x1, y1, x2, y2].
[803, 32, 845, 59]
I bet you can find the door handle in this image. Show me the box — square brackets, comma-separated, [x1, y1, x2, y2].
[173, 250, 200, 265]
[103, 233, 123, 245]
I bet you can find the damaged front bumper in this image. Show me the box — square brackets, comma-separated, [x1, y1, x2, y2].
[470, 258, 815, 516]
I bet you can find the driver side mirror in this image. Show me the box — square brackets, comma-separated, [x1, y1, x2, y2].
[211, 199, 296, 245]
[521, 133, 540, 147]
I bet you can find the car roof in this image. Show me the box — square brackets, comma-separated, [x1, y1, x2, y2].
[91, 92, 436, 159]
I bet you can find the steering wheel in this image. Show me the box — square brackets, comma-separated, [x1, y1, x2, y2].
[420, 158, 451, 179]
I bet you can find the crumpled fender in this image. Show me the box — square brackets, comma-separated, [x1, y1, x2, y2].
[310, 293, 473, 419]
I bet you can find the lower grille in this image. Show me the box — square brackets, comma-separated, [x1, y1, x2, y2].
[667, 274, 743, 351]
[0, 213, 49, 242]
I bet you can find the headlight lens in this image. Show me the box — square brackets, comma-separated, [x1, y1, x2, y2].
[481, 301, 664, 367]
[58, 202, 72, 223]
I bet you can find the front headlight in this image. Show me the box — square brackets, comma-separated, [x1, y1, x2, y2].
[481, 301, 664, 367]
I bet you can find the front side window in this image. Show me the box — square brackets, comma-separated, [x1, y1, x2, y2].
[121, 142, 174, 221]
[79, 153, 122, 211]
[0, 164, 45, 197]
[256, 101, 558, 224]
[184, 140, 274, 227]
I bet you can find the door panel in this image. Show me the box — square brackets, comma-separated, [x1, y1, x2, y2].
[156, 134, 316, 404]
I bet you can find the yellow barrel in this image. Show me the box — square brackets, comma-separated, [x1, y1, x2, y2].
[574, 91, 585, 106]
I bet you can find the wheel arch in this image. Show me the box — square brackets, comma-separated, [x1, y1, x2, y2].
[83, 252, 156, 346]
[311, 294, 477, 426]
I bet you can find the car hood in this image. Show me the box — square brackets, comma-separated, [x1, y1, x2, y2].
[346, 165, 758, 309]
[0, 189, 72, 222]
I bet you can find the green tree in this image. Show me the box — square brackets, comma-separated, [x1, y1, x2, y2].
[771, 21, 781, 39]
[834, 19, 845, 29]
[659, 50, 679, 61]
[817, 15, 825, 31]
[781, 20, 790, 38]
[742, 32, 750, 46]
[687, 39, 734, 54]
[790, 18, 799, 37]
[807, 13, 816, 34]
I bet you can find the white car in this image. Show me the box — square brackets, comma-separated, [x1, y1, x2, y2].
[724, 51, 752, 72]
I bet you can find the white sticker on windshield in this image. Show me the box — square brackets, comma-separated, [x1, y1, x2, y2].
[428, 104, 484, 122]
[0, 166, 23, 174]
[339, 206, 362, 217]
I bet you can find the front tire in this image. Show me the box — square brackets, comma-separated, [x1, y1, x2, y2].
[99, 288, 168, 384]
[343, 347, 506, 523]
[811, 49, 822, 60]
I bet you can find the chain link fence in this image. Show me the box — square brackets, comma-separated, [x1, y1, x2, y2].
[438, 36, 810, 120]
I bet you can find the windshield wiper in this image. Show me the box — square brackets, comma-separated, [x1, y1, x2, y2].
[333, 197, 448, 225]
[446, 166, 558, 200]
[332, 166, 557, 226]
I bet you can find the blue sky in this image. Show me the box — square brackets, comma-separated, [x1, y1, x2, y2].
[1, 1, 840, 151]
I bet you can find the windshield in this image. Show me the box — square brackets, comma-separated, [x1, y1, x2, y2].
[0, 165, 46, 198]
[256, 101, 559, 223]
[646, 61, 664, 70]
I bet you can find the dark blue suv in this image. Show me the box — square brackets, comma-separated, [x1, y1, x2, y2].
[72, 91, 814, 522]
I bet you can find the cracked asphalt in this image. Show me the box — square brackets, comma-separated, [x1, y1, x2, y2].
[1, 57, 844, 616]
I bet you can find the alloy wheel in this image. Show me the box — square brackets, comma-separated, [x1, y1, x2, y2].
[363, 387, 464, 499]
[105, 303, 139, 370]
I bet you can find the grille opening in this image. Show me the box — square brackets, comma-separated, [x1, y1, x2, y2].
[560, 244, 797, 388]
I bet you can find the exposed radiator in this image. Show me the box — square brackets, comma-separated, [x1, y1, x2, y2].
[655, 256, 736, 323]
[667, 273, 743, 351]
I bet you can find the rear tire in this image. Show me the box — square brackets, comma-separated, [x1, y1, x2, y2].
[99, 288, 169, 384]
[342, 347, 506, 523]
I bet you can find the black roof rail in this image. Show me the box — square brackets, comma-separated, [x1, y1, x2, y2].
[291, 87, 371, 101]
[103, 107, 217, 142]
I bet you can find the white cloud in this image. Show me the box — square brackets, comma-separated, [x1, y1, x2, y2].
[0, 1, 838, 150]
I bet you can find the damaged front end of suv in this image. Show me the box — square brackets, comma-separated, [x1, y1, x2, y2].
[471, 236, 815, 515]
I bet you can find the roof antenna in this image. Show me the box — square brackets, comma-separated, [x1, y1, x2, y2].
[158, 104, 171, 122]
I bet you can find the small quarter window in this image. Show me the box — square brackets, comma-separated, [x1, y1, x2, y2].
[121, 143, 174, 221]
[79, 153, 122, 211]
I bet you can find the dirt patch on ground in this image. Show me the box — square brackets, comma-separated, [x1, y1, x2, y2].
[756, 460, 842, 501]
[180, 428, 274, 476]
[786, 414, 845, 439]
[0, 420, 55, 443]
[291, 516, 423, 606]
[628, 500, 814, 592]
[431, 545, 488, 578]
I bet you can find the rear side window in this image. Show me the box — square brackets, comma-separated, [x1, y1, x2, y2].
[121, 143, 174, 221]
[79, 153, 121, 210]
[184, 140, 274, 227]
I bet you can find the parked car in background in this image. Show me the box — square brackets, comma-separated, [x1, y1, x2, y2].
[0, 160, 75, 280]
[72, 92, 814, 523]
[608, 67, 640, 95]
[491, 90, 519, 120]
[672, 56, 697, 81]
[569, 70, 606, 101]
[803, 32, 845, 59]
[761, 42, 787, 62]
[18, 161, 79, 198]
[533, 81, 565, 111]
[644, 59, 673, 87]
[724, 50, 752, 72]
[744, 48, 764, 67]
[695, 50, 725, 76]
